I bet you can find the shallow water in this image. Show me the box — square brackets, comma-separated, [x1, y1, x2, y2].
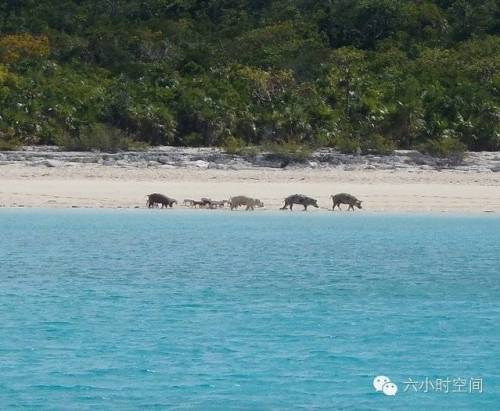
[0, 210, 499, 410]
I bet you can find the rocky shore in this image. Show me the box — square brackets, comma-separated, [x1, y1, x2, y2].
[1, 146, 500, 173]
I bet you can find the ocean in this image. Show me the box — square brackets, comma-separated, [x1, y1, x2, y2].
[0, 209, 499, 410]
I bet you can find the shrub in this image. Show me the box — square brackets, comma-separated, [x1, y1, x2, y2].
[417, 137, 467, 164]
[263, 140, 313, 162]
[55, 124, 139, 152]
[222, 137, 261, 156]
[222, 135, 247, 155]
[0, 132, 21, 150]
[0, 34, 49, 63]
[127, 140, 150, 151]
[177, 132, 205, 147]
[335, 135, 361, 154]
[361, 134, 395, 155]
[240, 146, 261, 157]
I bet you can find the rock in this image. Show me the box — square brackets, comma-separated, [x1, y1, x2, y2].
[9, 155, 26, 161]
[194, 160, 209, 169]
[3, 146, 500, 172]
[208, 163, 228, 169]
[42, 159, 64, 167]
[70, 157, 99, 163]
[157, 156, 171, 164]
[253, 155, 283, 168]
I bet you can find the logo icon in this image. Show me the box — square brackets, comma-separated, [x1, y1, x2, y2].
[373, 375, 398, 396]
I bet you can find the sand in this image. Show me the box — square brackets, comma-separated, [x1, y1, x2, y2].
[1, 163, 500, 213]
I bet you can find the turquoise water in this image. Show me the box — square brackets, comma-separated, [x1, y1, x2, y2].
[0, 210, 499, 410]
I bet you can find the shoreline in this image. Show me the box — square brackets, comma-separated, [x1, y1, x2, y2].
[1, 206, 497, 217]
[1, 147, 500, 213]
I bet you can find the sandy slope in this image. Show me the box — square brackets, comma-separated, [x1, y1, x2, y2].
[1, 164, 500, 213]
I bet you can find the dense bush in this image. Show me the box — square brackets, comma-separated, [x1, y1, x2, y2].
[263, 140, 313, 162]
[334, 135, 361, 155]
[0, 131, 21, 150]
[417, 137, 467, 164]
[361, 134, 395, 155]
[55, 123, 146, 152]
[222, 136, 248, 155]
[0, 1, 498, 154]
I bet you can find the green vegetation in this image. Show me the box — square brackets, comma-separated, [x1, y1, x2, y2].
[222, 136, 249, 155]
[417, 136, 467, 164]
[55, 123, 148, 152]
[0, 131, 21, 150]
[263, 140, 313, 162]
[0, 1, 498, 153]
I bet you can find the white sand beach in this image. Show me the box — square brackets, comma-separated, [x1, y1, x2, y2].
[1, 162, 500, 213]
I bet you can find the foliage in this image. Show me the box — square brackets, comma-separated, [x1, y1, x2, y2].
[0, 131, 21, 150]
[222, 136, 261, 156]
[222, 135, 247, 155]
[335, 135, 361, 155]
[361, 134, 395, 155]
[263, 140, 313, 162]
[0, 34, 49, 63]
[417, 137, 467, 164]
[55, 123, 141, 152]
[0, 1, 498, 153]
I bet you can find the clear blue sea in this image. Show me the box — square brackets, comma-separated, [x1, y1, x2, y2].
[0, 210, 499, 410]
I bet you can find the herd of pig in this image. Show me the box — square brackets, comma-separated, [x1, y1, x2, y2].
[146, 193, 363, 211]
